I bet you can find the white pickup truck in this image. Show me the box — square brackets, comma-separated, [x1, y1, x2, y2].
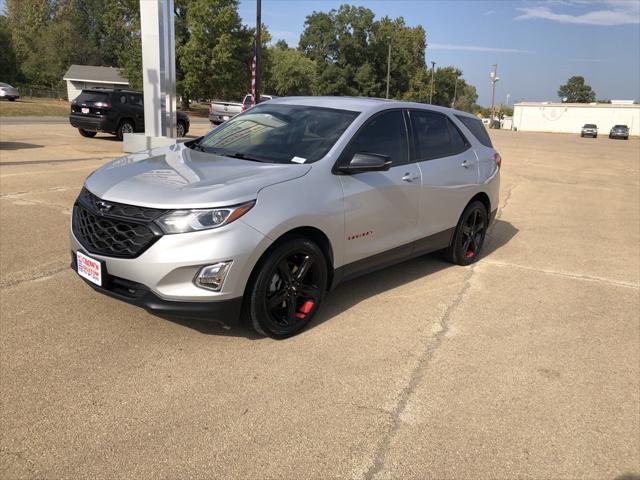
[208, 93, 276, 126]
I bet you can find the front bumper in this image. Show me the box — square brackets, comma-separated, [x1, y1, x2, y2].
[71, 253, 243, 325]
[610, 132, 629, 138]
[70, 215, 271, 323]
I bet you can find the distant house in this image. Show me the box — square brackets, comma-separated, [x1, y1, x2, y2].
[63, 65, 129, 101]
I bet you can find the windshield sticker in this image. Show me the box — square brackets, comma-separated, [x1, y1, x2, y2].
[291, 156, 307, 164]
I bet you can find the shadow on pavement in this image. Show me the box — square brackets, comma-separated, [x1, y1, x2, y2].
[0, 141, 42, 150]
[159, 219, 518, 338]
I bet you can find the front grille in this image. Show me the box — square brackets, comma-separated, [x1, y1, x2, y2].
[72, 188, 167, 258]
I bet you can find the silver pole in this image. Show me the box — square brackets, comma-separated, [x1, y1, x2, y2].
[429, 61, 436, 104]
[490, 64, 498, 128]
[140, 0, 176, 138]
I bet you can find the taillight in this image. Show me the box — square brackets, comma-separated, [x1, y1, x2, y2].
[241, 105, 246, 112]
[494, 152, 502, 168]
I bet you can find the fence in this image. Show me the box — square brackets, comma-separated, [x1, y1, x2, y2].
[14, 84, 67, 100]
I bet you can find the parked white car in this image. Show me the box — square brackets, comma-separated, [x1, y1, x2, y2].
[0, 83, 20, 101]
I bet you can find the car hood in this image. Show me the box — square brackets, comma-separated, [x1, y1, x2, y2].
[85, 143, 311, 208]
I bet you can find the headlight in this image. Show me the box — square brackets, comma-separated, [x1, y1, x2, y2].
[155, 200, 255, 234]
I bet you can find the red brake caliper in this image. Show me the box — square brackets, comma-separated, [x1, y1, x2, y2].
[296, 300, 315, 319]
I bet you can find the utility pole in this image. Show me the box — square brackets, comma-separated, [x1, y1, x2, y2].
[255, 0, 261, 104]
[490, 64, 499, 127]
[386, 42, 391, 99]
[451, 72, 459, 108]
[429, 61, 436, 104]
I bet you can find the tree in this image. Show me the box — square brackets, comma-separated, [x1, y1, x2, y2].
[298, 5, 426, 98]
[403, 66, 478, 113]
[558, 76, 596, 103]
[265, 47, 316, 96]
[0, 16, 19, 83]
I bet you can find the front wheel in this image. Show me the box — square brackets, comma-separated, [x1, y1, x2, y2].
[8, 97, 16, 102]
[444, 201, 488, 266]
[247, 237, 328, 338]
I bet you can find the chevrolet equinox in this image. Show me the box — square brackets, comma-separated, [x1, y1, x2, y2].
[71, 97, 501, 338]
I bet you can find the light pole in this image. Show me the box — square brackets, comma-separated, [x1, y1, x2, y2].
[386, 41, 391, 99]
[255, 0, 261, 104]
[429, 61, 436, 104]
[451, 72, 459, 108]
[489, 64, 499, 127]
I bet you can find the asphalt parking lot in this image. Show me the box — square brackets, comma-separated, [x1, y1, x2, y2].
[1, 118, 639, 479]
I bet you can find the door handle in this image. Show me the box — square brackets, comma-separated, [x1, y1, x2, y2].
[461, 160, 472, 168]
[402, 173, 420, 182]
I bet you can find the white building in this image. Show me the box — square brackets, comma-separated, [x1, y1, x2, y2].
[513, 101, 639, 136]
[63, 65, 129, 101]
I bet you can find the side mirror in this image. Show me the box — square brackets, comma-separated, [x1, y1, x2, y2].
[338, 152, 392, 174]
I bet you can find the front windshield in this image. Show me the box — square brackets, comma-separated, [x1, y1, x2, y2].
[193, 103, 360, 164]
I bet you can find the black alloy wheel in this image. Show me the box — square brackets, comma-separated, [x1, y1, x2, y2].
[117, 120, 134, 141]
[248, 237, 327, 338]
[177, 121, 186, 138]
[445, 201, 488, 266]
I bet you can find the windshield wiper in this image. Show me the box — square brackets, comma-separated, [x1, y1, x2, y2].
[187, 138, 206, 152]
[222, 151, 268, 162]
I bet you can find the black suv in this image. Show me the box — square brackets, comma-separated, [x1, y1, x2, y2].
[69, 88, 190, 140]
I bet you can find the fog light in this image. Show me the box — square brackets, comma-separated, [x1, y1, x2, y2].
[195, 262, 232, 291]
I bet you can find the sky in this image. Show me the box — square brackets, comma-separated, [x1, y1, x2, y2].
[1, 0, 638, 106]
[238, 0, 640, 105]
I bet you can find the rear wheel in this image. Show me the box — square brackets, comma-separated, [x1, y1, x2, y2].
[116, 120, 134, 141]
[247, 237, 328, 338]
[444, 201, 488, 266]
[78, 128, 97, 138]
[8, 97, 16, 102]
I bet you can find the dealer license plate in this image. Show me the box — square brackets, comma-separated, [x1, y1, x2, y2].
[77, 251, 102, 286]
[81, 107, 90, 114]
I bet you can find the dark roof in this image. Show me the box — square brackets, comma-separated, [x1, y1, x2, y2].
[63, 65, 128, 84]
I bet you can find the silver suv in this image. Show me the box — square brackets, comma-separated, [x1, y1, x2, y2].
[71, 97, 500, 338]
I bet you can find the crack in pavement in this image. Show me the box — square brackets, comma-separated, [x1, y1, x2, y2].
[363, 265, 476, 480]
[0, 185, 78, 199]
[479, 259, 639, 289]
[0, 263, 69, 289]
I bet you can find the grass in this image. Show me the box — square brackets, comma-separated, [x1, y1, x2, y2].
[0, 97, 70, 117]
[0, 96, 210, 119]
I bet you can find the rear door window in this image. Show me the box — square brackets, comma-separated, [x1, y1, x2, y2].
[345, 110, 409, 166]
[455, 115, 493, 148]
[411, 110, 468, 160]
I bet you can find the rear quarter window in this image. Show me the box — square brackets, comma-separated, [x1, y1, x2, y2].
[455, 115, 493, 148]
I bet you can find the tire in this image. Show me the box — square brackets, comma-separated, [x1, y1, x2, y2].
[116, 119, 134, 141]
[78, 128, 97, 138]
[177, 121, 186, 138]
[8, 97, 16, 102]
[246, 237, 328, 339]
[594, 134, 597, 138]
[444, 201, 488, 266]
[580, 133, 584, 137]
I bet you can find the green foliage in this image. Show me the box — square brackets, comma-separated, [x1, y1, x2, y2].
[0, 16, 19, 83]
[3, 0, 481, 111]
[558, 75, 596, 103]
[403, 66, 478, 113]
[299, 5, 426, 98]
[176, 0, 253, 104]
[264, 47, 316, 96]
